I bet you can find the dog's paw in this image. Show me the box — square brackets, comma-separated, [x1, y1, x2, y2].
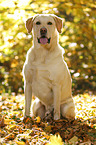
[54, 114, 60, 120]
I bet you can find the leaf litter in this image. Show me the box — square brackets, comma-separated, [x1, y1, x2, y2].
[0, 93, 96, 145]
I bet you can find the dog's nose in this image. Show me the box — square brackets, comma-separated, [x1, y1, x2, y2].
[40, 27, 47, 36]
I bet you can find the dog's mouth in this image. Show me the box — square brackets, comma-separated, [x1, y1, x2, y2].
[37, 36, 51, 45]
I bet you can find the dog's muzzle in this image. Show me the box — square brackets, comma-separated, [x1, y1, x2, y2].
[37, 27, 51, 44]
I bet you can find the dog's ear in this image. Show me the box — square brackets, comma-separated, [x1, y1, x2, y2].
[53, 15, 63, 33]
[25, 17, 33, 33]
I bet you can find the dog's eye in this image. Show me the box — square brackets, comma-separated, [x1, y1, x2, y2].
[36, 21, 41, 25]
[47, 22, 52, 25]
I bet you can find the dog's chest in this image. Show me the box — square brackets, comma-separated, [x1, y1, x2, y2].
[31, 62, 53, 104]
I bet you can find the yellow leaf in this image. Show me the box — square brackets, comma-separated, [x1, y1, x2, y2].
[11, 61, 18, 68]
[36, 116, 41, 123]
[45, 125, 52, 132]
[9, 124, 17, 130]
[4, 119, 14, 125]
[5, 133, 15, 140]
[69, 136, 78, 144]
[94, 124, 96, 129]
[16, 141, 25, 145]
[47, 134, 63, 145]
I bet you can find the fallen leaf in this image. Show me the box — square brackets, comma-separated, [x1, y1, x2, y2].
[69, 136, 78, 144]
[79, 141, 92, 145]
[9, 124, 17, 130]
[47, 134, 63, 145]
[4, 119, 14, 125]
[36, 116, 41, 123]
[0, 93, 96, 144]
[0, 118, 5, 128]
[45, 125, 52, 132]
[5, 133, 15, 140]
[16, 141, 25, 145]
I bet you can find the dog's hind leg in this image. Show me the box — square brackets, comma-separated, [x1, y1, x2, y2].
[61, 100, 75, 120]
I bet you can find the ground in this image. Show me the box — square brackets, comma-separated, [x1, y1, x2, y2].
[0, 93, 96, 145]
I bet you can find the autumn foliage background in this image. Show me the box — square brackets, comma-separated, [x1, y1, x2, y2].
[0, 0, 96, 95]
[0, 0, 96, 144]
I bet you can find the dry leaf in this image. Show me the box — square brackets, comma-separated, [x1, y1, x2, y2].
[0, 118, 5, 128]
[47, 134, 63, 145]
[16, 141, 25, 145]
[0, 93, 96, 144]
[69, 136, 78, 144]
[36, 116, 41, 123]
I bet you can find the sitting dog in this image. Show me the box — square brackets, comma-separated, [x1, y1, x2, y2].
[23, 14, 75, 120]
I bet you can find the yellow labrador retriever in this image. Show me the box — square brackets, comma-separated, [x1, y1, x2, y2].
[23, 14, 75, 120]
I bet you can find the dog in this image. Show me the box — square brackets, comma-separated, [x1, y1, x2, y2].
[23, 14, 75, 120]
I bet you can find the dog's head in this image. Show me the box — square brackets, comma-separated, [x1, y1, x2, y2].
[25, 14, 63, 47]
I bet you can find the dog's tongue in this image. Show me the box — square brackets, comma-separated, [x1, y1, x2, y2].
[40, 38, 48, 44]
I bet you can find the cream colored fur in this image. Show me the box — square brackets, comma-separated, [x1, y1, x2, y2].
[23, 14, 75, 120]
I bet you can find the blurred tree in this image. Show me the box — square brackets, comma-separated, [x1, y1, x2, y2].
[0, 0, 96, 94]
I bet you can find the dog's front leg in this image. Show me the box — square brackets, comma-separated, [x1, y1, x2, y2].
[24, 82, 32, 116]
[53, 84, 61, 120]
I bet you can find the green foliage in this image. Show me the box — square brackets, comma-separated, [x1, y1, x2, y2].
[0, 0, 96, 94]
